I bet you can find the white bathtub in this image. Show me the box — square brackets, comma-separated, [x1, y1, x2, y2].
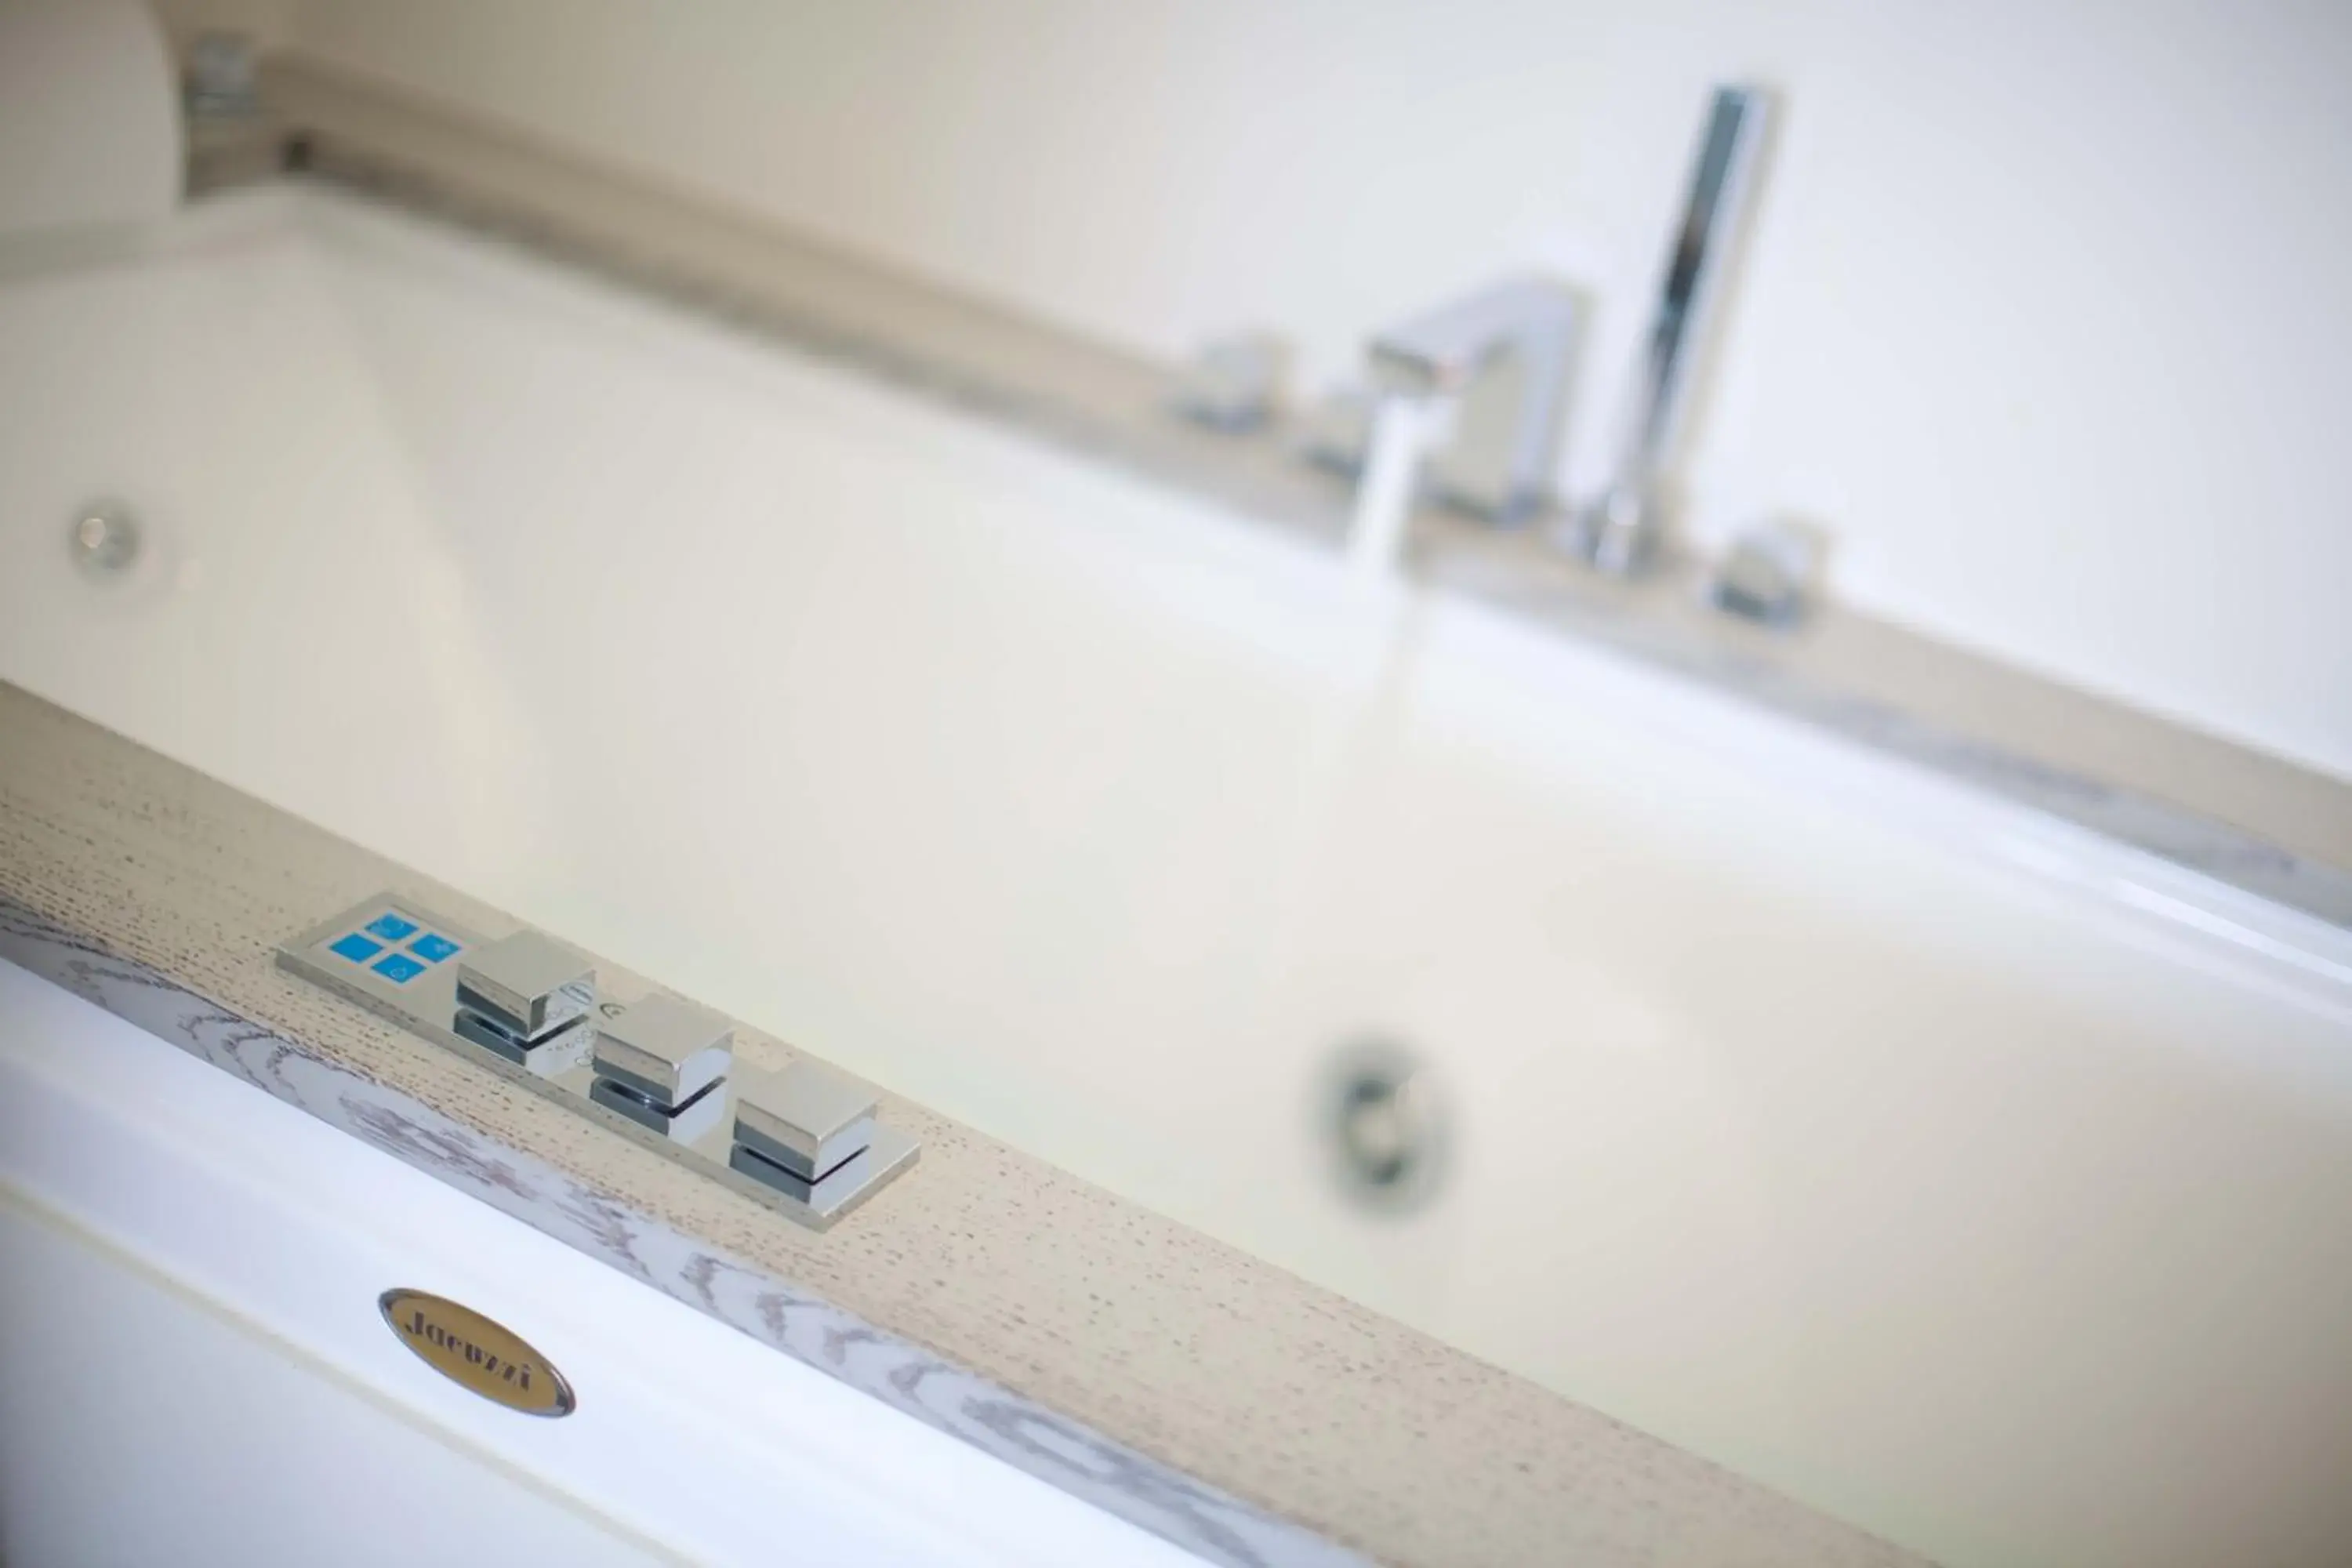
[4, 186, 2350, 1568]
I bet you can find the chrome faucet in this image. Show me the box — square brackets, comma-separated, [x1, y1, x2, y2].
[1291, 85, 1769, 583]
[1315, 278, 1578, 582]
[1369, 278, 1581, 524]
[1568, 84, 1775, 575]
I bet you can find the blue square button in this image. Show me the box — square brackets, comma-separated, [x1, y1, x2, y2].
[365, 913, 421, 942]
[329, 932, 385, 964]
[372, 952, 427, 984]
[409, 932, 461, 964]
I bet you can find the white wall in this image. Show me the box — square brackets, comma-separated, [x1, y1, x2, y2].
[165, 0, 2352, 783]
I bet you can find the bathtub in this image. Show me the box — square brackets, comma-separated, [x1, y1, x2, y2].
[3, 184, 2349, 1568]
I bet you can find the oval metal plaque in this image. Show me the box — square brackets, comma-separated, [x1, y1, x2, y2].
[378, 1288, 575, 1417]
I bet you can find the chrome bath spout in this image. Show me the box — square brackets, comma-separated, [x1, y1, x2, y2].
[1369, 277, 1581, 525]
[1329, 277, 1580, 582]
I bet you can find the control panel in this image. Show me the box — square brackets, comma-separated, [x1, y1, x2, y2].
[278, 893, 917, 1230]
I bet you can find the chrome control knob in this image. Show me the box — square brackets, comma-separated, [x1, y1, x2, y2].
[1169, 332, 1286, 434]
[728, 1059, 878, 1203]
[1708, 517, 1824, 628]
[453, 931, 597, 1073]
[589, 995, 733, 1144]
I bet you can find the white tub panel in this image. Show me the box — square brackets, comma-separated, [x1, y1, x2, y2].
[0, 1204, 673, 1568]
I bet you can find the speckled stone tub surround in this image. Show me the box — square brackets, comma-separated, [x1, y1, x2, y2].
[0, 681, 1926, 1567]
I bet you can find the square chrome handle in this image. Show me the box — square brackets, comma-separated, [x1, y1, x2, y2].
[732, 1060, 877, 1183]
[457, 930, 595, 1040]
[592, 994, 732, 1106]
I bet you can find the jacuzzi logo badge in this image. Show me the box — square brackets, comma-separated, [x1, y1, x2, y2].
[377, 1288, 575, 1417]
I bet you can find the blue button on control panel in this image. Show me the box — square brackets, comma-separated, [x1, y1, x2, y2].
[372, 951, 427, 984]
[409, 932, 461, 964]
[329, 932, 384, 964]
[365, 913, 421, 943]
